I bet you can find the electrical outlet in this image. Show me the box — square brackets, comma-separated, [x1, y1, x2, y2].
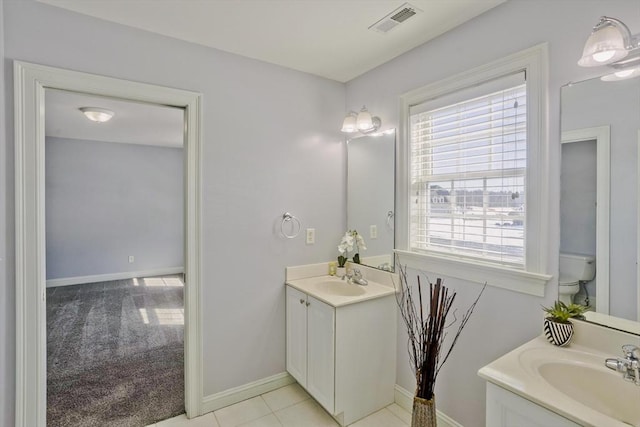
[306, 228, 315, 244]
[370, 225, 378, 239]
[128, 255, 135, 263]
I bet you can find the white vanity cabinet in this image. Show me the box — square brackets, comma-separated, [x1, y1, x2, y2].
[285, 284, 396, 426]
[286, 286, 335, 412]
[486, 383, 580, 427]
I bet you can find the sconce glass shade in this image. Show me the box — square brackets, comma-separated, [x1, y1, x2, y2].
[79, 107, 115, 123]
[356, 106, 373, 130]
[341, 106, 382, 134]
[341, 112, 358, 133]
[578, 21, 629, 67]
[601, 66, 640, 81]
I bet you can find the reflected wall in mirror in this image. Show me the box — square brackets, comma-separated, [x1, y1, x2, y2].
[561, 76, 640, 331]
[347, 131, 395, 271]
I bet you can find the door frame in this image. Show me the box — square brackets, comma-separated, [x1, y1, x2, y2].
[561, 126, 610, 314]
[14, 61, 204, 426]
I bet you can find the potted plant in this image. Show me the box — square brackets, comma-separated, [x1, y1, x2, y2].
[542, 301, 588, 347]
[395, 260, 485, 427]
[337, 230, 366, 269]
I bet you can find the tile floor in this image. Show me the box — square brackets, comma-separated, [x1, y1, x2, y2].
[148, 383, 411, 427]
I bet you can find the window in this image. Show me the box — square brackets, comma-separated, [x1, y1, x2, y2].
[398, 45, 551, 295]
[409, 72, 526, 268]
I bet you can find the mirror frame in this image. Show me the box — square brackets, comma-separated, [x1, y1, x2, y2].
[637, 130, 640, 322]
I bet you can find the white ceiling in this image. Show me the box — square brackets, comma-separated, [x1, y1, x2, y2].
[37, 0, 506, 82]
[45, 89, 184, 147]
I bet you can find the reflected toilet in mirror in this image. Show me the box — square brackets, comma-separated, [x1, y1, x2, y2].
[558, 253, 596, 306]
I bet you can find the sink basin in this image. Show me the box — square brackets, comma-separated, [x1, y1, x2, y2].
[538, 361, 640, 427]
[286, 275, 395, 308]
[313, 280, 366, 297]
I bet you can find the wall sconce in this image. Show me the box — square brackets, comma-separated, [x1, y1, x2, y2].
[79, 107, 115, 123]
[341, 105, 381, 134]
[578, 16, 640, 81]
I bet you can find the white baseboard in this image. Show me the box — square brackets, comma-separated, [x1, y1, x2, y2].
[394, 385, 463, 427]
[46, 267, 184, 287]
[201, 372, 295, 414]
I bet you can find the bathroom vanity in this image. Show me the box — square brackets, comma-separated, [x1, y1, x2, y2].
[479, 320, 640, 427]
[285, 267, 397, 426]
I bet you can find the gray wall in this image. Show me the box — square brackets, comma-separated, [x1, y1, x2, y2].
[45, 137, 184, 281]
[2, 1, 345, 423]
[560, 140, 597, 256]
[345, 0, 640, 425]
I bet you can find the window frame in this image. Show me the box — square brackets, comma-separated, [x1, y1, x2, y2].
[397, 44, 552, 296]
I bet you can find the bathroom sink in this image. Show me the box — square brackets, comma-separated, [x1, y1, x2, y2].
[538, 361, 640, 426]
[286, 275, 395, 307]
[313, 280, 366, 297]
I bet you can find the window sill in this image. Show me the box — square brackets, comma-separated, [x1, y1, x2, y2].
[395, 250, 552, 297]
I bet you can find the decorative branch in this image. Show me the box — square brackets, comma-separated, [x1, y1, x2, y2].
[394, 257, 486, 400]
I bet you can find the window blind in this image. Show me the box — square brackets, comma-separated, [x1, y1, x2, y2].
[409, 72, 527, 267]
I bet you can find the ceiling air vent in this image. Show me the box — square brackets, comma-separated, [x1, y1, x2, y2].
[369, 3, 421, 34]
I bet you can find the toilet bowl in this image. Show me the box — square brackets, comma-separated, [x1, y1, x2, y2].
[559, 253, 596, 305]
[558, 276, 580, 305]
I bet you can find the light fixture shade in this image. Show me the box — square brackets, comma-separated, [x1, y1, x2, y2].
[356, 106, 373, 130]
[79, 107, 115, 123]
[601, 66, 640, 81]
[341, 112, 358, 133]
[578, 23, 629, 67]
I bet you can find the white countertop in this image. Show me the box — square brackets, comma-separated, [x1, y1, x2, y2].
[478, 336, 640, 427]
[286, 275, 396, 308]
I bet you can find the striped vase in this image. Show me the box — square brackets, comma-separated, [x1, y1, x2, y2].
[543, 318, 574, 346]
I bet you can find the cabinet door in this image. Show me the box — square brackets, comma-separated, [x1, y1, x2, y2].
[286, 286, 308, 387]
[486, 383, 580, 427]
[307, 296, 335, 414]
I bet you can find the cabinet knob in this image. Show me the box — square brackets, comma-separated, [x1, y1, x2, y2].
[306, 302, 311, 306]
[299, 299, 305, 304]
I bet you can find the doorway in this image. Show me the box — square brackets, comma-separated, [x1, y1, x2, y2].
[45, 89, 186, 425]
[14, 61, 203, 427]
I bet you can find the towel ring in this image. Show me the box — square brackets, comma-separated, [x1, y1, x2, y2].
[281, 212, 301, 239]
[386, 210, 395, 230]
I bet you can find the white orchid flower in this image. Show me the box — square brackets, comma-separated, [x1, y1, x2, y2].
[338, 232, 355, 253]
[355, 233, 367, 251]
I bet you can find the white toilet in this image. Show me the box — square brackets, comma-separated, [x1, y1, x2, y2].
[558, 253, 596, 305]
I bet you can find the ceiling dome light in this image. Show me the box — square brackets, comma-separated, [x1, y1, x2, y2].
[578, 18, 631, 67]
[79, 107, 115, 123]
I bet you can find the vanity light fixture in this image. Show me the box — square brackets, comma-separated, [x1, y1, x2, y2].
[341, 105, 381, 134]
[578, 16, 640, 81]
[601, 66, 640, 81]
[79, 107, 115, 123]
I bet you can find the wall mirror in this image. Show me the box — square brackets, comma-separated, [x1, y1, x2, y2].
[560, 75, 640, 334]
[347, 130, 396, 272]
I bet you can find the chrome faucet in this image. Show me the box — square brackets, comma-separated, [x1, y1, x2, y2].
[605, 345, 640, 386]
[341, 268, 368, 286]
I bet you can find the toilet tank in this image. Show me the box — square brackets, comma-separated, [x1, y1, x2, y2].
[559, 253, 596, 282]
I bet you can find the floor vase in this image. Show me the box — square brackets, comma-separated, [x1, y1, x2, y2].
[412, 395, 436, 427]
